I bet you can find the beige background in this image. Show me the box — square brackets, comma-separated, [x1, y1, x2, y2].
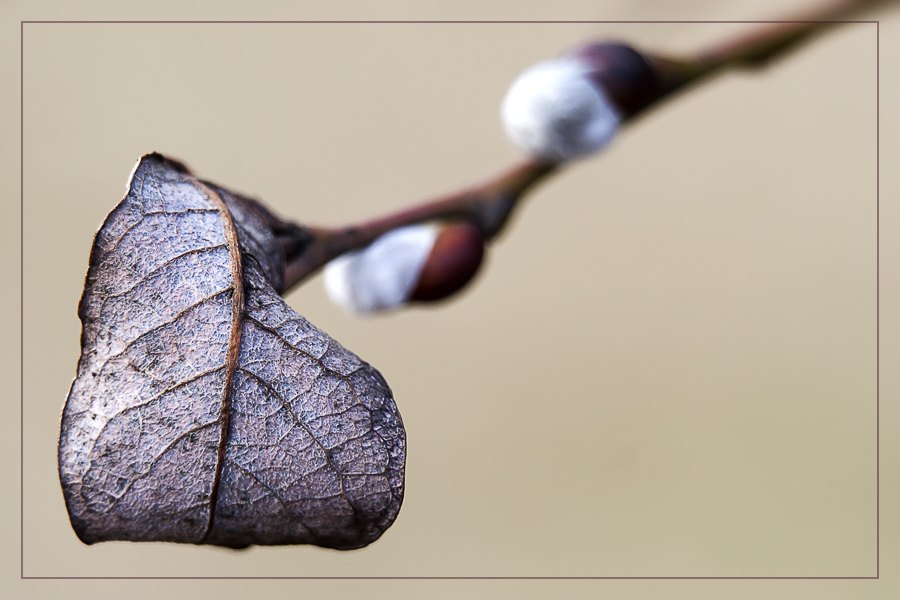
[3, 0, 899, 597]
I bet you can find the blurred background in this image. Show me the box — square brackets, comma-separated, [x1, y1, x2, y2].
[4, 0, 898, 598]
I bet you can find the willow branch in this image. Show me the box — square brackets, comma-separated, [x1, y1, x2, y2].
[280, 0, 889, 293]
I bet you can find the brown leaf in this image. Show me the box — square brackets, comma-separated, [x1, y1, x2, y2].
[58, 153, 406, 550]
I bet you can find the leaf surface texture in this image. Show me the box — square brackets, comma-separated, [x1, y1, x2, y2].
[59, 154, 405, 549]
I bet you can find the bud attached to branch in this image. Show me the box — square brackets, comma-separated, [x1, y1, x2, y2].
[324, 222, 485, 314]
[501, 42, 662, 163]
[411, 222, 484, 302]
[572, 43, 661, 117]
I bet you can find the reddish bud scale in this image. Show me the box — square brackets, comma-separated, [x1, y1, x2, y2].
[411, 222, 485, 302]
[573, 43, 661, 117]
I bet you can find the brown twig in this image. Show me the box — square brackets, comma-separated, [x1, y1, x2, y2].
[281, 160, 556, 291]
[280, 0, 889, 293]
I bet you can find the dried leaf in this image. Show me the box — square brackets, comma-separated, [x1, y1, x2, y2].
[59, 154, 406, 550]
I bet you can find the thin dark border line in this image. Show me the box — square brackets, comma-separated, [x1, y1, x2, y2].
[19, 20, 880, 24]
[19, 19, 880, 581]
[19, 17, 25, 584]
[875, 18, 880, 582]
[18, 576, 883, 580]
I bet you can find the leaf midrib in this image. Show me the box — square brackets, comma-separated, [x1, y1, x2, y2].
[196, 179, 245, 544]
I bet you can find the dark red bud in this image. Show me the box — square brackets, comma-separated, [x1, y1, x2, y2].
[411, 222, 485, 302]
[573, 42, 661, 117]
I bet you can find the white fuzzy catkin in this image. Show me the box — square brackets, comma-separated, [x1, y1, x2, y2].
[501, 57, 621, 162]
[324, 224, 440, 314]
